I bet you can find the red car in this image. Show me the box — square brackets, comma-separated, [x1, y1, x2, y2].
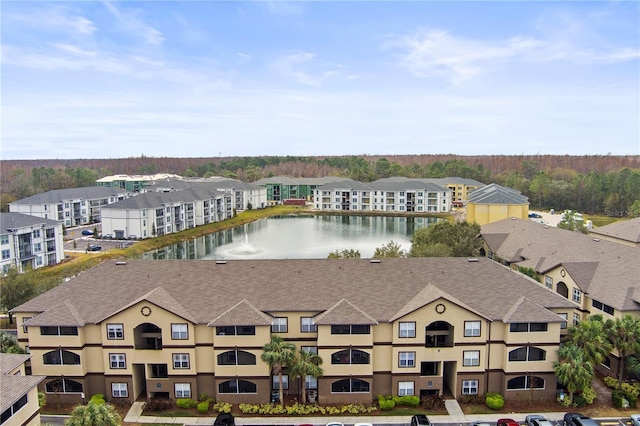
[498, 419, 520, 426]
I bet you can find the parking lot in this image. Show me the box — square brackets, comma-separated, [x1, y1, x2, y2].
[63, 224, 136, 253]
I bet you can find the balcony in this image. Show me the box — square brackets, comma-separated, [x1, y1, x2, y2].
[134, 323, 163, 350]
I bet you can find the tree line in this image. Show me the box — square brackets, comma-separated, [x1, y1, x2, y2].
[2, 155, 639, 215]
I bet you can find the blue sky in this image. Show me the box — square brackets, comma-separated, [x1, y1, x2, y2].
[1, 1, 639, 160]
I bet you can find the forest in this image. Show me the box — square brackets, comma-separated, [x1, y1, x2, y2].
[1, 154, 639, 216]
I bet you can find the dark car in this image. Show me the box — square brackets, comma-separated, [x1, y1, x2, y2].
[563, 413, 598, 426]
[87, 245, 102, 251]
[81, 229, 94, 235]
[411, 414, 431, 426]
[213, 412, 234, 426]
[525, 415, 554, 426]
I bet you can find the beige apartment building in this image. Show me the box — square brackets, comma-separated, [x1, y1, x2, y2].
[0, 354, 45, 426]
[13, 258, 577, 405]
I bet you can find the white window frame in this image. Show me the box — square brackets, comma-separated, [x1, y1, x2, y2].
[107, 324, 124, 340]
[171, 323, 188, 340]
[301, 346, 318, 354]
[572, 288, 582, 303]
[301, 317, 316, 332]
[398, 381, 414, 396]
[112, 383, 128, 398]
[559, 313, 568, 329]
[273, 374, 289, 390]
[464, 321, 481, 337]
[573, 312, 581, 326]
[271, 317, 287, 333]
[109, 353, 126, 369]
[463, 350, 480, 367]
[462, 380, 478, 395]
[399, 352, 415, 367]
[175, 383, 191, 398]
[173, 353, 190, 369]
[399, 321, 416, 338]
[545, 276, 553, 289]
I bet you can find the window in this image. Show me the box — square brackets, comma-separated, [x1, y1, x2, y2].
[171, 323, 188, 339]
[573, 313, 581, 326]
[398, 381, 414, 396]
[273, 374, 289, 390]
[1, 249, 10, 260]
[421, 361, 438, 376]
[592, 300, 615, 315]
[301, 346, 318, 354]
[112, 383, 128, 398]
[464, 321, 481, 337]
[463, 351, 480, 367]
[43, 350, 80, 365]
[0, 235, 8, 245]
[0, 394, 27, 424]
[462, 380, 479, 395]
[331, 378, 370, 393]
[216, 326, 255, 335]
[219, 379, 257, 394]
[331, 349, 370, 365]
[107, 324, 124, 339]
[507, 376, 545, 390]
[175, 383, 191, 398]
[109, 353, 126, 369]
[32, 229, 41, 238]
[45, 379, 83, 393]
[22, 317, 32, 333]
[559, 313, 568, 329]
[508, 347, 546, 362]
[301, 317, 317, 332]
[173, 353, 190, 369]
[330, 324, 370, 334]
[545, 276, 553, 289]
[399, 352, 415, 367]
[399, 322, 416, 338]
[509, 323, 548, 332]
[271, 317, 287, 333]
[305, 375, 318, 390]
[217, 350, 257, 366]
[572, 288, 582, 303]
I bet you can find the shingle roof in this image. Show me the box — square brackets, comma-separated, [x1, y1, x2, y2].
[468, 183, 529, 205]
[1, 212, 61, 233]
[390, 283, 486, 321]
[0, 354, 45, 413]
[590, 217, 640, 244]
[10, 186, 131, 204]
[314, 299, 378, 325]
[101, 187, 226, 210]
[13, 258, 575, 327]
[0, 353, 30, 374]
[502, 296, 565, 323]
[482, 218, 640, 312]
[208, 299, 273, 326]
[254, 176, 350, 186]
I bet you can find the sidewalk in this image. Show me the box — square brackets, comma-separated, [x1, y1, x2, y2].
[123, 401, 569, 425]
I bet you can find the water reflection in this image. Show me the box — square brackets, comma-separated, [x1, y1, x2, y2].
[143, 215, 442, 260]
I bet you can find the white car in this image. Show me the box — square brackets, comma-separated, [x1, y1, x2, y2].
[326, 423, 344, 426]
[630, 414, 640, 426]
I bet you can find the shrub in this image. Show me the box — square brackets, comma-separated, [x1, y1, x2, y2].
[213, 402, 233, 413]
[556, 394, 572, 408]
[485, 393, 505, 410]
[89, 394, 106, 405]
[199, 393, 210, 402]
[573, 394, 588, 408]
[580, 386, 597, 405]
[197, 401, 209, 414]
[422, 394, 445, 410]
[604, 376, 619, 389]
[622, 382, 640, 398]
[38, 392, 46, 408]
[176, 398, 198, 409]
[378, 399, 395, 410]
[143, 398, 173, 412]
[612, 390, 628, 408]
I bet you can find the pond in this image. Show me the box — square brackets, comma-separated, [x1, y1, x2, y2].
[142, 215, 443, 260]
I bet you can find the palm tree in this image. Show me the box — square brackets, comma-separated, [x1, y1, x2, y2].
[290, 349, 323, 404]
[568, 315, 612, 366]
[605, 315, 640, 388]
[553, 342, 594, 405]
[261, 335, 296, 405]
[65, 401, 121, 426]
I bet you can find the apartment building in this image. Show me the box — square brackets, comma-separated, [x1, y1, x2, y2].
[588, 217, 640, 248]
[0, 354, 45, 426]
[481, 218, 640, 375]
[0, 213, 65, 275]
[314, 178, 452, 213]
[13, 258, 576, 405]
[9, 187, 132, 226]
[100, 187, 233, 239]
[96, 173, 183, 192]
[254, 177, 350, 205]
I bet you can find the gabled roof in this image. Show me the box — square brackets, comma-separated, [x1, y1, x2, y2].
[10, 186, 131, 204]
[111, 286, 198, 324]
[254, 176, 349, 186]
[24, 299, 84, 327]
[0, 354, 30, 374]
[590, 217, 640, 244]
[502, 296, 565, 323]
[314, 299, 378, 325]
[468, 183, 529, 205]
[0, 354, 45, 413]
[482, 218, 640, 312]
[208, 299, 273, 326]
[390, 283, 487, 321]
[1, 212, 61, 233]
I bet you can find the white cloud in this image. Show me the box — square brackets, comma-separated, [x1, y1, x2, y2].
[270, 52, 340, 87]
[4, 7, 96, 35]
[264, 1, 304, 16]
[50, 43, 97, 57]
[103, 1, 164, 45]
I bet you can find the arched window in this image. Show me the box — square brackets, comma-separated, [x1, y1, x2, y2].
[218, 379, 257, 394]
[45, 379, 83, 393]
[331, 349, 370, 365]
[507, 376, 545, 390]
[557, 282, 569, 298]
[331, 378, 370, 393]
[425, 321, 454, 347]
[43, 350, 80, 365]
[217, 350, 256, 366]
[508, 347, 546, 362]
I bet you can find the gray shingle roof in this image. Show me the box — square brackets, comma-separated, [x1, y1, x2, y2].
[0, 354, 45, 413]
[254, 176, 350, 186]
[13, 258, 575, 327]
[482, 218, 640, 312]
[468, 183, 529, 205]
[101, 187, 226, 210]
[1, 212, 61, 233]
[314, 299, 378, 325]
[590, 217, 640, 244]
[10, 186, 131, 205]
[0, 353, 30, 374]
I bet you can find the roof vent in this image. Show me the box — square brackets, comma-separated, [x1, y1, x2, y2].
[592, 238, 600, 242]
[467, 258, 479, 262]
[216, 260, 227, 265]
[370, 259, 381, 263]
[115, 261, 127, 266]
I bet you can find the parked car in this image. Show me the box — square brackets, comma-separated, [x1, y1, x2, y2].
[87, 245, 102, 251]
[564, 413, 598, 426]
[631, 414, 640, 426]
[213, 412, 234, 426]
[325, 423, 344, 426]
[470, 422, 491, 426]
[81, 229, 94, 235]
[525, 415, 554, 426]
[353, 423, 373, 426]
[498, 419, 520, 426]
[411, 414, 432, 426]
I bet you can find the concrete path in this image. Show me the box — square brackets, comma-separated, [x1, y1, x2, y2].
[444, 399, 466, 422]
